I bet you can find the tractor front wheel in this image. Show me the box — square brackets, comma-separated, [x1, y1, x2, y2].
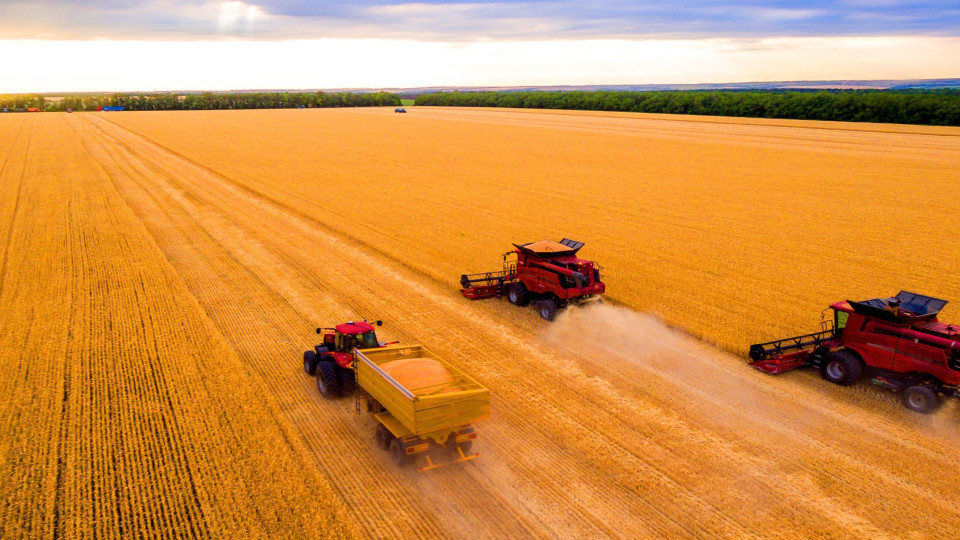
[820, 350, 862, 386]
[316, 360, 340, 399]
[390, 438, 410, 467]
[538, 299, 559, 322]
[902, 385, 939, 414]
[303, 350, 317, 375]
[507, 282, 530, 307]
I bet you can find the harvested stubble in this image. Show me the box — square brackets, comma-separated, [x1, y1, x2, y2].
[1, 108, 959, 539]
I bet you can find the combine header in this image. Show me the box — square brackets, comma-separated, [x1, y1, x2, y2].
[460, 238, 605, 321]
[749, 291, 960, 413]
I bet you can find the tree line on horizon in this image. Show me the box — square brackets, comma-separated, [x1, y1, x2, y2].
[415, 89, 960, 126]
[0, 91, 401, 112]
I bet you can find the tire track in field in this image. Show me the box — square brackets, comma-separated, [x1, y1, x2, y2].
[0, 115, 35, 298]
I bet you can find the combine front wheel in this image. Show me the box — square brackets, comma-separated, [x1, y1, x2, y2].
[902, 386, 939, 414]
[507, 283, 530, 307]
[820, 350, 862, 386]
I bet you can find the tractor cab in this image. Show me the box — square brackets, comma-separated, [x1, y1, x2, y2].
[334, 321, 381, 351]
[318, 320, 383, 353]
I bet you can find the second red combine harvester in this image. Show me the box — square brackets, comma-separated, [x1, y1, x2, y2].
[459, 238, 605, 321]
[749, 291, 960, 413]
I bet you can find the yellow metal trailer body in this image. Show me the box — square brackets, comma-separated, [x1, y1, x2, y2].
[354, 344, 490, 470]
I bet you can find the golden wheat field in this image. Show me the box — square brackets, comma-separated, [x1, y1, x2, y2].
[1, 107, 960, 539]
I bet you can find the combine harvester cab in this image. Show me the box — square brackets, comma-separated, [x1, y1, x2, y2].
[749, 291, 960, 413]
[460, 238, 605, 321]
[355, 345, 490, 471]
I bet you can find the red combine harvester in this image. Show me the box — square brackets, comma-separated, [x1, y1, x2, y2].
[303, 320, 393, 398]
[459, 238, 605, 321]
[749, 291, 960, 413]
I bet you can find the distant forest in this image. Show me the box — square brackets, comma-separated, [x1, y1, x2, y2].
[0, 91, 401, 112]
[415, 90, 960, 126]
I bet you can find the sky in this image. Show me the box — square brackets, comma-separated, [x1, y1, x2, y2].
[1, 0, 959, 92]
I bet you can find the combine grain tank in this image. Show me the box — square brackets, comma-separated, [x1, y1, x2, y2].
[355, 345, 489, 471]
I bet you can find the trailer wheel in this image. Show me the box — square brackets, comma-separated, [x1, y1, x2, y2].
[303, 350, 317, 375]
[390, 438, 410, 467]
[375, 424, 394, 451]
[538, 299, 558, 322]
[457, 440, 473, 453]
[507, 283, 530, 307]
[820, 350, 862, 386]
[339, 368, 356, 397]
[316, 360, 340, 399]
[902, 386, 939, 414]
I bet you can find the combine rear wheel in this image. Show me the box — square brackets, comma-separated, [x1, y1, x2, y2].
[303, 350, 317, 375]
[820, 350, 862, 386]
[316, 360, 340, 398]
[390, 439, 410, 467]
[506, 283, 530, 307]
[902, 386, 939, 414]
[375, 424, 394, 450]
[538, 299, 558, 321]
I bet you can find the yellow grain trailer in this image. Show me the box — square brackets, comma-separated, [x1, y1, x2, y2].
[354, 344, 490, 471]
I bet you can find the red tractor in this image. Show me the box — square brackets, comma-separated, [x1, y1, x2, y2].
[459, 238, 605, 321]
[303, 320, 392, 398]
[749, 291, 960, 413]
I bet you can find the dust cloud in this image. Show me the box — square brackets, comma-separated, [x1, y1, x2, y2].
[542, 302, 754, 395]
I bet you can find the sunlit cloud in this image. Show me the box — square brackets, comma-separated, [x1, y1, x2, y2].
[217, 1, 268, 33]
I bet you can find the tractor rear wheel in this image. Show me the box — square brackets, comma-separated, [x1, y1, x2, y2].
[375, 424, 394, 451]
[902, 385, 939, 414]
[339, 368, 356, 396]
[316, 360, 340, 399]
[303, 350, 317, 375]
[538, 299, 559, 321]
[390, 438, 410, 467]
[507, 282, 530, 307]
[820, 350, 862, 386]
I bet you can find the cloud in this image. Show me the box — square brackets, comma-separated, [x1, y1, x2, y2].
[0, 0, 959, 40]
[216, 1, 268, 33]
